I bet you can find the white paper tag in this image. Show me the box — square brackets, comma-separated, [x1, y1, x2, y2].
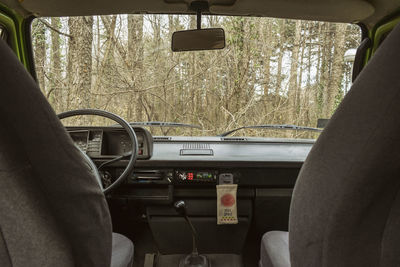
[216, 184, 238, 225]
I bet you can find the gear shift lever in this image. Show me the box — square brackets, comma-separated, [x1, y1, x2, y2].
[174, 200, 210, 267]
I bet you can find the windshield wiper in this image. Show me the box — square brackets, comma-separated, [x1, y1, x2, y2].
[129, 121, 202, 129]
[218, 124, 322, 137]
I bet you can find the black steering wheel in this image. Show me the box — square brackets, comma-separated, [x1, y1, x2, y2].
[58, 109, 138, 194]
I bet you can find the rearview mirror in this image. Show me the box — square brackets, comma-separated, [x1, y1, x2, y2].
[171, 28, 225, 52]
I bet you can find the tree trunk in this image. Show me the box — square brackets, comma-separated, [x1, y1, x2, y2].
[275, 19, 286, 96]
[32, 20, 46, 93]
[323, 24, 347, 117]
[67, 16, 93, 110]
[49, 17, 62, 111]
[262, 20, 272, 95]
[288, 21, 302, 122]
[127, 15, 144, 121]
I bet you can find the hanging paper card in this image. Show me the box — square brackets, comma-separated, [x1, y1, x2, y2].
[216, 184, 238, 225]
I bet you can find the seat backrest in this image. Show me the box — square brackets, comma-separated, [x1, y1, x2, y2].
[289, 23, 400, 267]
[0, 39, 112, 266]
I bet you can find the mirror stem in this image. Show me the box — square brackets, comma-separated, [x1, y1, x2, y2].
[197, 10, 201, 30]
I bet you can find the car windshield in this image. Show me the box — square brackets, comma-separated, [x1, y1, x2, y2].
[31, 15, 361, 138]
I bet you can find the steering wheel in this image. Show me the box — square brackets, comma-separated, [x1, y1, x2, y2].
[58, 109, 138, 194]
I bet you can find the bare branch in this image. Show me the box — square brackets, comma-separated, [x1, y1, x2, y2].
[38, 18, 73, 39]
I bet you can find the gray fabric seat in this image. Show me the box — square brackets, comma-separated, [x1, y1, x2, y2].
[112, 233, 134, 267]
[0, 38, 133, 266]
[260, 22, 400, 267]
[260, 231, 290, 267]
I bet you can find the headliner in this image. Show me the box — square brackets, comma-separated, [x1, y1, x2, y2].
[1, 0, 399, 28]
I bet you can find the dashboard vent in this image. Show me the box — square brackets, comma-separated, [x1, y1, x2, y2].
[221, 137, 248, 141]
[153, 136, 171, 141]
[182, 143, 210, 149]
[180, 143, 213, 156]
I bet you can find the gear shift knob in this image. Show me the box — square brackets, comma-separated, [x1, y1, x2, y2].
[173, 200, 209, 267]
[174, 200, 187, 216]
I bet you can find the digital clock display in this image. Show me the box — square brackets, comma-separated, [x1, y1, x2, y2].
[175, 170, 217, 183]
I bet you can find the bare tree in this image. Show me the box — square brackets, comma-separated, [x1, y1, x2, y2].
[67, 16, 93, 110]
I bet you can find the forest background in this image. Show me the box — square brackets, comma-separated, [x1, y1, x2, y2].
[31, 15, 360, 137]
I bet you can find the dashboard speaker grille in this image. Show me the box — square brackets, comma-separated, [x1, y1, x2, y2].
[182, 143, 210, 149]
[180, 143, 213, 156]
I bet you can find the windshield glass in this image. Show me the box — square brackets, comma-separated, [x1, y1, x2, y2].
[31, 15, 361, 138]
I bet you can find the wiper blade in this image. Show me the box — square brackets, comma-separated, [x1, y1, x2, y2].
[218, 124, 322, 137]
[129, 121, 202, 129]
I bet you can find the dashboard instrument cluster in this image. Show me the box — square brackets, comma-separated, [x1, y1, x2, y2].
[66, 126, 153, 159]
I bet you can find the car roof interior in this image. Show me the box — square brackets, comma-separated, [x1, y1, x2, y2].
[1, 0, 399, 27]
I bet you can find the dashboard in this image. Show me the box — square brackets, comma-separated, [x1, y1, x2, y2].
[66, 126, 315, 255]
[66, 126, 314, 190]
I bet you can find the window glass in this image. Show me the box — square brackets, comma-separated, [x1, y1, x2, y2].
[31, 15, 361, 138]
